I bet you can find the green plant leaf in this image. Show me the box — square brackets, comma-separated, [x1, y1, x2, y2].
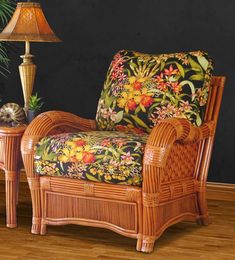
[126, 68, 131, 77]
[197, 56, 209, 71]
[140, 104, 146, 112]
[189, 74, 204, 81]
[86, 173, 99, 182]
[105, 96, 115, 107]
[175, 62, 185, 77]
[59, 161, 64, 171]
[165, 92, 177, 104]
[189, 57, 203, 73]
[123, 118, 133, 125]
[134, 106, 141, 114]
[130, 60, 137, 68]
[0, 0, 15, 77]
[180, 80, 196, 100]
[130, 115, 150, 130]
[160, 61, 166, 71]
[115, 111, 123, 123]
[196, 114, 202, 126]
[29, 92, 44, 111]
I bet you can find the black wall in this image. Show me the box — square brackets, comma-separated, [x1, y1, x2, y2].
[2, 0, 235, 183]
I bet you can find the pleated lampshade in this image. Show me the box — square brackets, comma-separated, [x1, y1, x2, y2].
[0, 2, 60, 42]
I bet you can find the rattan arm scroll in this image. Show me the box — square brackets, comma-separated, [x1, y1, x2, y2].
[21, 111, 96, 166]
[143, 118, 215, 169]
[21, 111, 96, 234]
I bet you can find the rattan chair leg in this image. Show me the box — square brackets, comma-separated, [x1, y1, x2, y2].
[28, 178, 42, 234]
[141, 206, 157, 253]
[196, 136, 214, 226]
[141, 236, 156, 253]
[136, 237, 143, 251]
[197, 191, 211, 225]
[31, 223, 41, 234]
[40, 222, 47, 235]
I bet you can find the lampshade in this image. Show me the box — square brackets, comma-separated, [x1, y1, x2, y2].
[0, 2, 60, 42]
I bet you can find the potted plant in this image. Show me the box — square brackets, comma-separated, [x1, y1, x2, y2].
[0, 0, 14, 77]
[27, 93, 44, 123]
[0, 0, 15, 105]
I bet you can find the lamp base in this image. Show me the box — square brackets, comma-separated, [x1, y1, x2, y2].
[18, 41, 37, 114]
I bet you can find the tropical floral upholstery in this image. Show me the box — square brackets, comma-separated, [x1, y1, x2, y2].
[96, 50, 213, 133]
[34, 131, 148, 186]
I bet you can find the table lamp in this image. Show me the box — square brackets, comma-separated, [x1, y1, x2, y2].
[0, 1, 61, 113]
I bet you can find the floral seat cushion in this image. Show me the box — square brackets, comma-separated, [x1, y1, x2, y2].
[34, 131, 148, 186]
[96, 50, 213, 133]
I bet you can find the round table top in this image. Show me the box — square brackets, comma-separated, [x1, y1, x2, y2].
[0, 123, 27, 134]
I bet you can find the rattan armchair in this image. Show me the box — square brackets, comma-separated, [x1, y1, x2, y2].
[21, 50, 225, 253]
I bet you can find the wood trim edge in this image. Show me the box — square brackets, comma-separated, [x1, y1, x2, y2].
[1, 171, 234, 201]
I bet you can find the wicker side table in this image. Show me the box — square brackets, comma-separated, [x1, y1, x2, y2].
[0, 125, 26, 228]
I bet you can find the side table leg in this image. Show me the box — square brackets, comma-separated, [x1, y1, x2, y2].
[5, 170, 17, 228]
[16, 170, 20, 205]
[1, 128, 25, 228]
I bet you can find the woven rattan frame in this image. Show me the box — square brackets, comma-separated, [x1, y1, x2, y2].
[21, 76, 225, 253]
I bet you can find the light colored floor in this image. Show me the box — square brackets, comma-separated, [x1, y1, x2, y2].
[0, 181, 235, 260]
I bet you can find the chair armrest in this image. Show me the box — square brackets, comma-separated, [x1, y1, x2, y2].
[142, 118, 215, 196]
[143, 118, 215, 168]
[21, 111, 96, 167]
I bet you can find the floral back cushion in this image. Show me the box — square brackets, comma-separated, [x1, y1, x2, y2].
[96, 50, 213, 133]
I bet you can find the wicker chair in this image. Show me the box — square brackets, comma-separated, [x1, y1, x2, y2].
[21, 50, 225, 253]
